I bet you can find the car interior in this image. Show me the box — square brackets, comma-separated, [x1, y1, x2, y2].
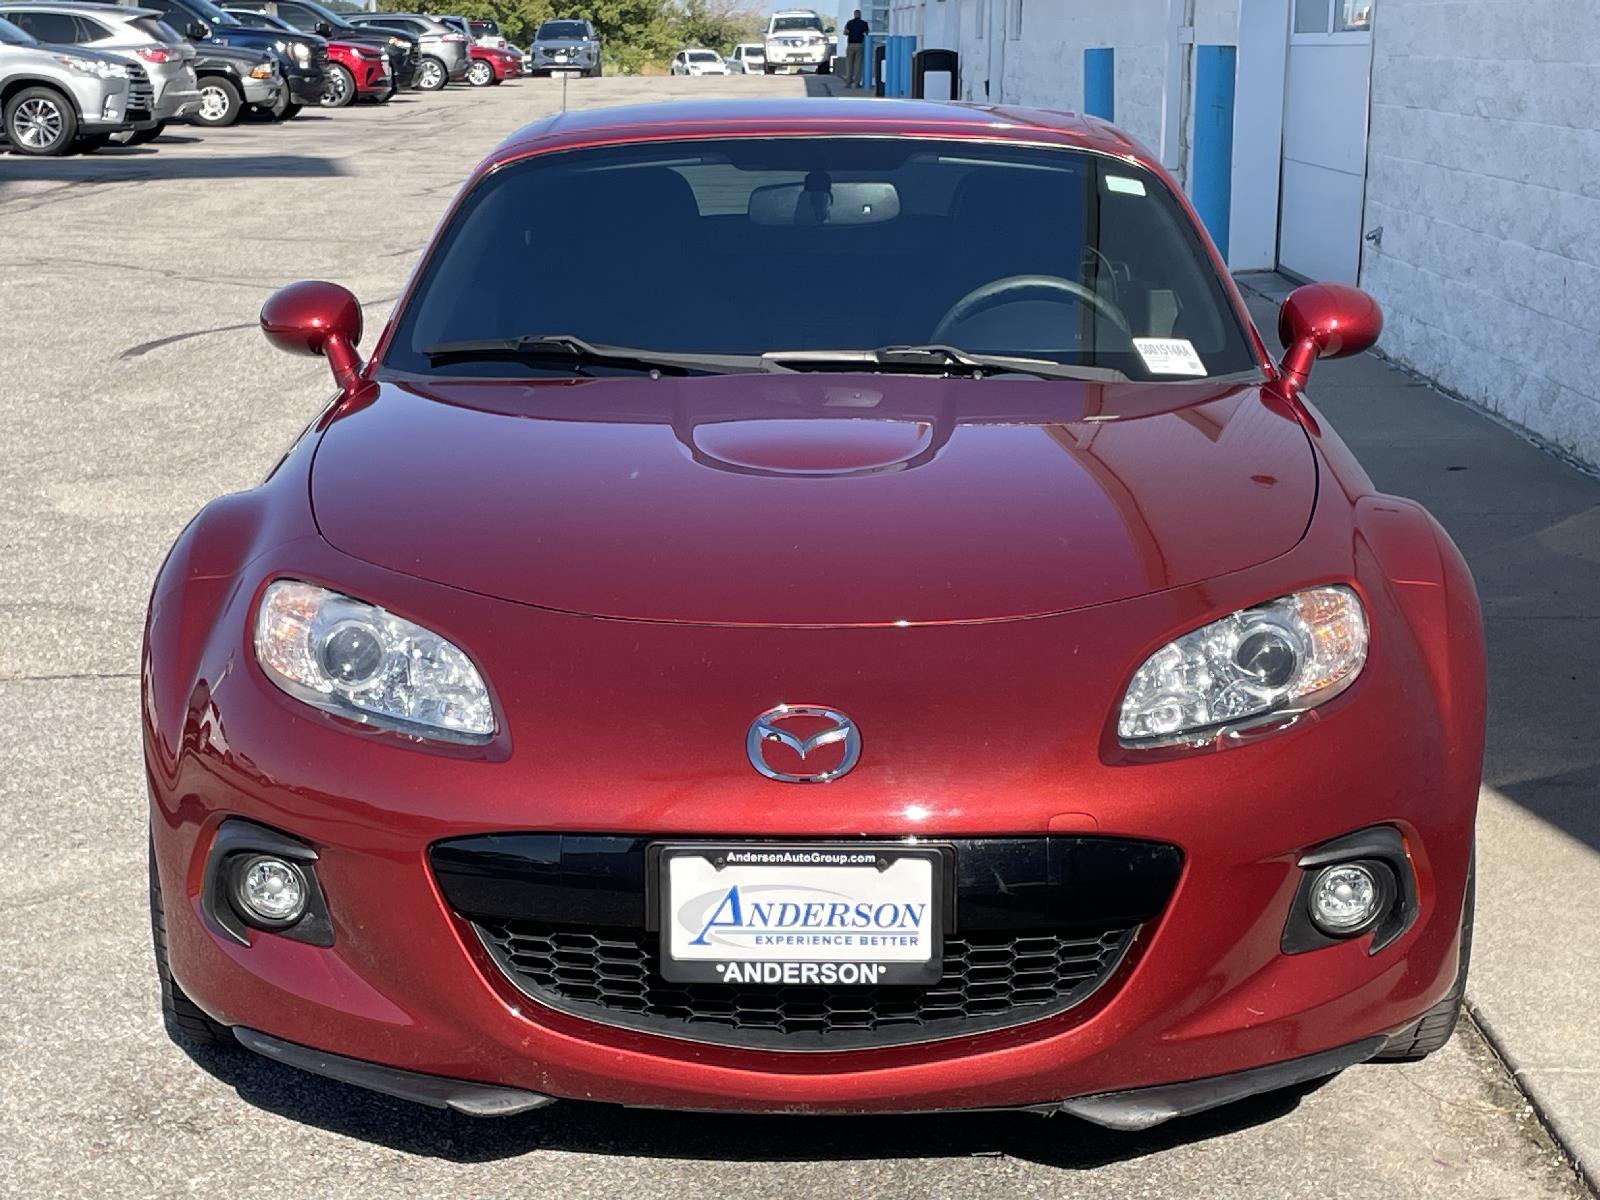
[398, 140, 1252, 379]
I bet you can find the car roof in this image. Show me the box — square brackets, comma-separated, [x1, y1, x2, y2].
[1, 1, 161, 13]
[489, 98, 1151, 169]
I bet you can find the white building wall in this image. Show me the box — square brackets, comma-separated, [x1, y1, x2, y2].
[879, 0, 1600, 469]
[1360, 0, 1600, 466]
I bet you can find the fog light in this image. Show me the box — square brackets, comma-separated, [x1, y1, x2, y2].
[1309, 863, 1380, 934]
[234, 854, 307, 925]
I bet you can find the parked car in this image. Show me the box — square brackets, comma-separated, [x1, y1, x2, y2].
[319, 34, 387, 105]
[526, 16, 597, 76]
[223, 9, 386, 106]
[0, 2, 194, 142]
[153, 97, 1484, 1131]
[88, 0, 324, 112]
[342, 11, 464, 91]
[669, 47, 725, 76]
[466, 17, 501, 49]
[223, 0, 417, 91]
[725, 42, 763, 74]
[763, 8, 828, 73]
[463, 41, 515, 87]
[189, 39, 278, 124]
[0, 11, 140, 153]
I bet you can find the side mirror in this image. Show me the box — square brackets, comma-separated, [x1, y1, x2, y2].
[1277, 282, 1382, 388]
[261, 280, 364, 391]
[186, 20, 209, 38]
[314, 20, 331, 35]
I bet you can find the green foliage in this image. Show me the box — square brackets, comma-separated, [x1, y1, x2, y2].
[367, 0, 763, 72]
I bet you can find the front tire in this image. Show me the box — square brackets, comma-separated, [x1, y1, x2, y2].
[3, 86, 77, 156]
[126, 120, 166, 146]
[416, 55, 447, 91]
[1377, 848, 1475, 1061]
[192, 77, 242, 127]
[150, 839, 233, 1047]
[466, 59, 493, 86]
[320, 63, 356, 108]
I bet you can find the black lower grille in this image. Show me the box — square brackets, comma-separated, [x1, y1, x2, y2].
[126, 64, 154, 119]
[475, 918, 1135, 1050]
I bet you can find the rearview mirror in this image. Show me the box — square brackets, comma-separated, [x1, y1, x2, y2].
[1277, 282, 1382, 388]
[749, 181, 900, 227]
[261, 280, 364, 391]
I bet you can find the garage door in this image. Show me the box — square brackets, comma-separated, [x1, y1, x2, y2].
[1278, 0, 1375, 284]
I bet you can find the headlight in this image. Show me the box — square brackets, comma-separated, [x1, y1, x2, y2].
[250, 62, 274, 79]
[254, 580, 495, 741]
[273, 39, 288, 52]
[1117, 585, 1368, 746]
[291, 42, 311, 65]
[56, 54, 125, 79]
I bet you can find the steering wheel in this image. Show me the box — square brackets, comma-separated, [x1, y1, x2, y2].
[931, 274, 1132, 345]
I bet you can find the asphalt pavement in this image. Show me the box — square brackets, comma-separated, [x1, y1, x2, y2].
[0, 73, 1591, 1199]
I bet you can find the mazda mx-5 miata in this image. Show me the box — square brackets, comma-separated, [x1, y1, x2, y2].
[144, 99, 1484, 1128]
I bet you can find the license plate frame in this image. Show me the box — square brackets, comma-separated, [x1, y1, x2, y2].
[654, 843, 950, 986]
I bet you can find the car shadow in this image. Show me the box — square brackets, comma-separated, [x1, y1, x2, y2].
[174, 1028, 1325, 1167]
[0, 152, 346, 190]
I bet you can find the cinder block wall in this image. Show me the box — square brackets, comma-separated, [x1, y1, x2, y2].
[1362, 0, 1600, 467]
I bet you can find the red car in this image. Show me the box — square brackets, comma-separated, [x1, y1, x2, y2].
[146, 99, 1484, 1129]
[319, 39, 393, 107]
[466, 43, 521, 86]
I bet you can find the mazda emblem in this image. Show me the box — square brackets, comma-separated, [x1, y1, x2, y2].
[746, 705, 861, 784]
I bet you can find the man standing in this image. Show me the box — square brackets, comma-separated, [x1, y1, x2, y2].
[843, 8, 869, 89]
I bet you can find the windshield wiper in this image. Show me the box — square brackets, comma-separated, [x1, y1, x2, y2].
[761, 345, 1129, 382]
[422, 334, 774, 376]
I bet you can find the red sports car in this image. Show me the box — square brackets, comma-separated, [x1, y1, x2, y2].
[320, 39, 393, 107]
[145, 99, 1484, 1129]
[466, 43, 521, 86]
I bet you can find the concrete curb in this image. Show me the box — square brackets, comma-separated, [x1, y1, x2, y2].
[1469, 1003, 1600, 1197]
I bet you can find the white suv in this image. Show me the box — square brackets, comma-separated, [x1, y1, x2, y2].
[762, 8, 827, 74]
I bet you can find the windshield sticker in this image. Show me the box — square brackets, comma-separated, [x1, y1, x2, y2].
[1133, 338, 1207, 377]
[1103, 174, 1147, 196]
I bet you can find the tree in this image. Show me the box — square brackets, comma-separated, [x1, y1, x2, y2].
[673, 0, 762, 54]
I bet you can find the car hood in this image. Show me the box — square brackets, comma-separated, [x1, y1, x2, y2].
[310, 373, 1314, 627]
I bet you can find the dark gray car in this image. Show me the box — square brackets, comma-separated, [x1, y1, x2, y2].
[343, 10, 463, 90]
[527, 16, 598, 77]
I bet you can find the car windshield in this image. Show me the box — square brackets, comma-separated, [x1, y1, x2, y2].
[688, 50, 718, 62]
[185, 0, 240, 27]
[384, 138, 1259, 382]
[470, 20, 496, 34]
[134, 16, 184, 39]
[772, 16, 821, 31]
[743, 45, 763, 56]
[537, 20, 586, 39]
[0, 13, 37, 41]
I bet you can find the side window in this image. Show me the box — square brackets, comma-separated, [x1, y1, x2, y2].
[74, 16, 115, 41]
[273, 3, 317, 32]
[13, 10, 84, 42]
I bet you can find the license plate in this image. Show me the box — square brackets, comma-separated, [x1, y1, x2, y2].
[658, 844, 945, 985]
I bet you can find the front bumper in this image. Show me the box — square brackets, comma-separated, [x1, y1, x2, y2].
[146, 505, 1481, 1116]
[241, 76, 281, 107]
[285, 66, 327, 106]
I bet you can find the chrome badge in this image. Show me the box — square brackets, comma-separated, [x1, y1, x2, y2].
[746, 705, 861, 784]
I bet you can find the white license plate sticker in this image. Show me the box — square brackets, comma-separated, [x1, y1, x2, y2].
[659, 846, 944, 985]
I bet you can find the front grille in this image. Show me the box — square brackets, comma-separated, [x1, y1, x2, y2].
[434, 833, 1180, 1051]
[475, 918, 1135, 1050]
[310, 45, 330, 72]
[125, 64, 154, 119]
